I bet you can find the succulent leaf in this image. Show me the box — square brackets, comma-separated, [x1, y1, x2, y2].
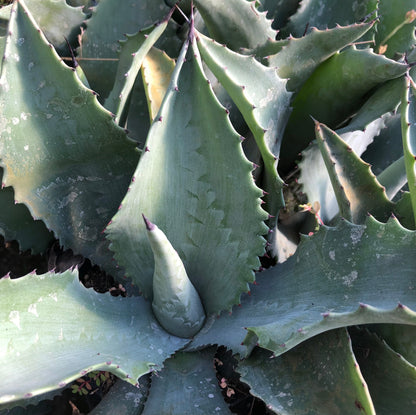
[377, 156, 407, 200]
[141, 47, 176, 122]
[299, 116, 388, 223]
[394, 191, 416, 230]
[79, 0, 178, 99]
[104, 15, 172, 124]
[0, 183, 53, 254]
[238, 328, 375, 415]
[190, 217, 416, 357]
[0, 0, 139, 274]
[285, 0, 377, 37]
[196, 30, 292, 220]
[266, 21, 374, 92]
[280, 46, 408, 173]
[1, 0, 416, 412]
[299, 76, 406, 223]
[314, 121, 395, 224]
[0, 0, 85, 53]
[375, 0, 416, 57]
[351, 327, 416, 415]
[141, 349, 232, 415]
[367, 324, 416, 366]
[143, 215, 206, 339]
[89, 375, 150, 415]
[125, 74, 152, 147]
[107, 31, 267, 315]
[257, 0, 300, 32]
[401, 75, 416, 226]
[0, 270, 188, 405]
[363, 114, 404, 176]
[193, 0, 276, 52]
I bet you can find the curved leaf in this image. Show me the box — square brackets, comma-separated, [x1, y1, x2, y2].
[190, 217, 416, 357]
[238, 329, 375, 415]
[314, 121, 395, 223]
[141, 47, 175, 121]
[363, 114, 404, 176]
[351, 327, 416, 415]
[0, 0, 85, 53]
[0, 270, 188, 405]
[0, 185, 53, 254]
[89, 376, 150, 415]
[196, 30, 292, 220]
[257, 0, 300, 32]
[375, 0, 416, 57]
[125, 74, 151, 147]
[194, 0, 276, 52]
[0, 0, 139, 272]
[107, 32, 267, 315]
[79, 0, 177, 99]
[401, 75, 416, 226]
[367, 324, 416, 368]
[141, 349, 232, 415]
[267, 21, 374, 92]
[298, 77, 405, 223]
[299, 116, 388, 223]
[285, 0, 377, 37]
[280, 46, 408, 173]
[104, 14, 172, 124]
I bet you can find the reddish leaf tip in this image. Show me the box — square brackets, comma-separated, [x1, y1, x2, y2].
[142, 214, 155, 231]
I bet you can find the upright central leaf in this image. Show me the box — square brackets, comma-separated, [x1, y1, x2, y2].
[107, 29, 267, 315]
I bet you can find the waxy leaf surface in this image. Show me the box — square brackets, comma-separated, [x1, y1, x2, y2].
[351, 327, 416, 415]
[0, 0, 85, 52]
[0, 270, 187, 405]
[190, 218, 416, 357]
[104, 17, 171, 124]
[0, 1, 139, 273]
[280, 46, 408, 172]
[79, 0, 177, 99]
[107, 33, 267, 315]
[194, 0, 276, 52]
[196, 31, 292, 219]
[374, 0, 416, 57]
[401, 75, 416, 225]
[142, 349, 232, 415]
[141, 47, 175, 121]
[267, 22, 373, 92]
[0, 184, 53, 254]
[239, 329, 374, 415]
[285, 0, 377, 37]
[315, 122, 395, 224]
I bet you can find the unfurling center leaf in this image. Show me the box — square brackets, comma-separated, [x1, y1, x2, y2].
[143, 214, 206, 338]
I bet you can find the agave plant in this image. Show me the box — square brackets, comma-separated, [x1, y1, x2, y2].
[1, 0, 416, 413]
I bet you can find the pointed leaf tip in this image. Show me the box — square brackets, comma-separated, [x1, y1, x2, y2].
[142, 214, 155, 231]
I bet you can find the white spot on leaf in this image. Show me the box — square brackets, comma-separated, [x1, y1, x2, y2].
[28, 303, 38, 316]
[343, 271, 358, 287]
[49, 292, 58, 302]
[9, 311, 21, 329]
[350, 227, 364, 245]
